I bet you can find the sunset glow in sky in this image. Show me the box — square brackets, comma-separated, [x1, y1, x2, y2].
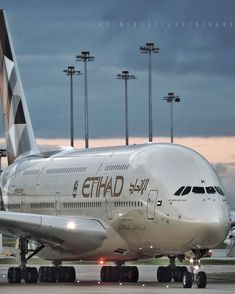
[34, 136, 235, 164]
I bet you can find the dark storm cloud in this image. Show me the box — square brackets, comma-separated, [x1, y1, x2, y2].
[0, 0, 234, 139]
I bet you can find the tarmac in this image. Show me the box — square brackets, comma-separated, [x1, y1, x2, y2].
[0, 250, 235, 293]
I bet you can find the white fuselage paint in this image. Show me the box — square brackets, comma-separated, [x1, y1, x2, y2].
[1, 143, 231, 261]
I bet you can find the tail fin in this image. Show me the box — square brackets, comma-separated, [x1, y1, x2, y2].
[0, 10, 39, 165]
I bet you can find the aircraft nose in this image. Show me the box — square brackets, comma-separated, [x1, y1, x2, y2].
[195, 201, 230, 247]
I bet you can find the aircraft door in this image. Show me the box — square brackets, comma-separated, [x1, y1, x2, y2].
[105, 198, 113, 220]
[55, 192, 61, 215]
[147, 189, 158, 220]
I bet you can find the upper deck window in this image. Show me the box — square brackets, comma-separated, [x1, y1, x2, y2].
[192, 187, 205, 194]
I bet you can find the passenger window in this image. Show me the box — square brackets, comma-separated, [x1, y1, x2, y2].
[192, 187, 205, 194]
[174, 186, 185, 196]
[206, 187, 216, 194]
[182, 186, 191, 196]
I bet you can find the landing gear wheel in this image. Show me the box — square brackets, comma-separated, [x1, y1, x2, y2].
[24, 267, 38, 283]
[183, 271, 193, 288]
[8, 267, 22, 284]
[100, 265, 139, 283]
[57, 266, 76, 282]
[39, 266, 48, 282]
[157, 266, 172, 283]
[173, 266, 183, 282]
[197, 271, 207, 288]
[47, 267, 57, 283]
[157, 266, 164, 282]
[131, 266, 139, 282]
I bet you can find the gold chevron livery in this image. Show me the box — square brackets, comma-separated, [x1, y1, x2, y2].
[0, 10, 38, 165]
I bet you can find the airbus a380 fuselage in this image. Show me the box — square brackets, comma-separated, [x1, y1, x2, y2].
[2, 143, 230, 262]
[0, 9, 231, 288]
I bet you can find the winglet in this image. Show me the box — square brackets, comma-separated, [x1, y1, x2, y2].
[0, 10, 39, 164]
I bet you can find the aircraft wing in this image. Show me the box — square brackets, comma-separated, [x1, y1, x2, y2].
[0, 211, 107, 253]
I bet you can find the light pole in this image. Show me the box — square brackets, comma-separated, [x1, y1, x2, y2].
[163, 92, 181, 143]
[140, 42, 160, 143]
[76, 51, 94, 149]
[117, 71, 136, 146]
[63, 66, 81, 148]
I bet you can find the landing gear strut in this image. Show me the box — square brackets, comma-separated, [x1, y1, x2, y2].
[183, 255, 207, 288]
[157, 256, 187, 283]
[156, 254, 207, 288]
[8, 237, 42, 283]
[7, 237, 76, 284]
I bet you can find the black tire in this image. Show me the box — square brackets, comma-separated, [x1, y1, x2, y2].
[8, 267, 22, 284]
[120, 266, 129, 282]
[68, 266, 76, 282]
[24, 267, 38, 283]
[8, 267, 14, 283]
[64, 267, 71, 282]
[48, 267, 57, 283]
[173, 266, 182, 282]
[39, 266, 47, 282]
[157, 266, 172, 283]
[57, 266, 64, 282]
[197, 271, 207, 288]
[131, 266, 139, 282]
[100, 266, 108, 282]
[157, 266, 165, 282]
[164, 267, 172, 283]
[183, 271, 193, 288]
[110, 266, 119, 282]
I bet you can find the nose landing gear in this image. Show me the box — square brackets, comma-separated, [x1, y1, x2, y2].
[183, 257, 207, 288]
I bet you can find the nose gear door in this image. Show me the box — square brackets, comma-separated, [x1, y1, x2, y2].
[147, 190, 158, 220]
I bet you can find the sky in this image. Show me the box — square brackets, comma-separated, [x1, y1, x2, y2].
[0, 0, 235, 208]
[0, 0, 234, 140]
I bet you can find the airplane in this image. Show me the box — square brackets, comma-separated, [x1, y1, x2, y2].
[224, 210, 235, 256]
[0, 9, 231, 288]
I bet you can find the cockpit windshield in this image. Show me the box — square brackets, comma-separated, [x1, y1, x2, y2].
[174, 185, 224, 196]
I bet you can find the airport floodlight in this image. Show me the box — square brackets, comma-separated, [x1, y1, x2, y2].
[76, 52, 95, 149]
[63, 66, 82, 148]
[140, 42, 160, 143]
[116, 70, 136, 146]
[163, 92, 181, 143]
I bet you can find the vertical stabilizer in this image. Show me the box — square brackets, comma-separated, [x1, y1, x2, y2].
[0, 10, 39, 164]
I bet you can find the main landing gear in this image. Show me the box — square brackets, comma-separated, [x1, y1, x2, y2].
[100, 264, 139, 282]
[7, 237, 76, 284]
[157, 256, 188, 283]
[157, 255, 207, 288]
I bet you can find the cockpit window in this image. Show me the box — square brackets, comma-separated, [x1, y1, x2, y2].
[192, 187, 205, 194]
[215, 186, 224, 196]
[182, 186, 191, 195]
[174, 186, 185, 196]
[206, 186, 216, 194]
[174, 185, 224, 196]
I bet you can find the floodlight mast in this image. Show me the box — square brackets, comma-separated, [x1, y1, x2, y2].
[163, 92, 181, 143]
[140, 42, 160, 143]
[76, 52, 95, 148]
[63, 66, 82, 148]
[117, 71, 136, 146]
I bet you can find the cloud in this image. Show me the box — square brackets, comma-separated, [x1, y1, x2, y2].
[0, 0, 234, 141]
